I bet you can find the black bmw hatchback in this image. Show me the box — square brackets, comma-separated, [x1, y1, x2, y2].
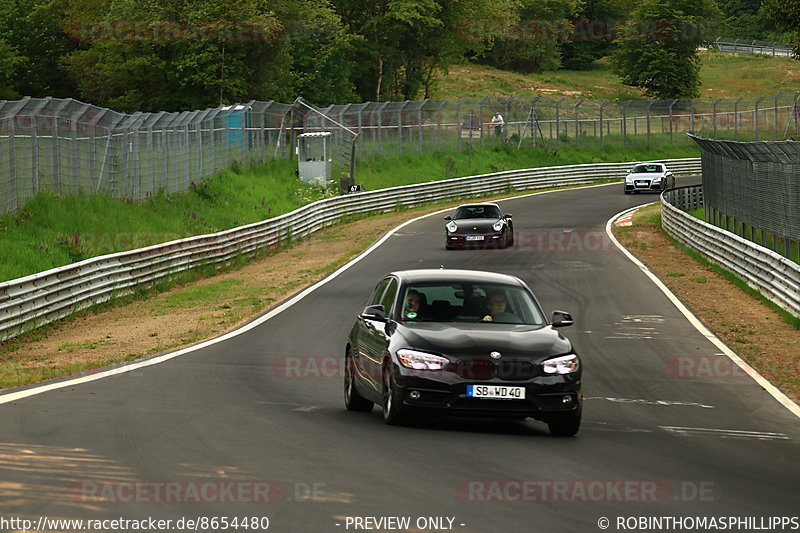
[344, 269, 582, 436]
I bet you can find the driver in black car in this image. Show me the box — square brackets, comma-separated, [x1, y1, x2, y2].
[404, 290, 427, 319]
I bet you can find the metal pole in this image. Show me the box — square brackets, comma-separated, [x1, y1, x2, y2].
[457, 100, 463, 152]
[734, 97, 741, 140]
[713, 99, 719, 138]
[646, 101, 654, 148]
[418, 101, 426, 153]
[436, 102, 442, 151]
[622, 101, 630, 148]
[8, 110, 16, 212]
[575, 100, 583, 148]
[669, 100, 676, 145]
[398, 102, 405, 156]
[555, 97, 565, 147]
[599, 102, 605, 149]
[755, 96, 765, 140]
[774, 94, 780, 139]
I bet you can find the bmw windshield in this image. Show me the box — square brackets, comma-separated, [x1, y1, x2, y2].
[401, 283, 545, 325]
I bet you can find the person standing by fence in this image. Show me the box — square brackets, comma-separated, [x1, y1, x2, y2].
[491, 112, 505, 137]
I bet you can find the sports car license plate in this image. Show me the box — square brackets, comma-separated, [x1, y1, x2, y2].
[465, 235, 484, 241]
[635, 181, 648, 186]
[467, 385, 526, 400]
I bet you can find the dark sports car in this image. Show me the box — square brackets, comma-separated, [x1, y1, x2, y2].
[344, 269, 582, 436]
[444, 203, 514, 249]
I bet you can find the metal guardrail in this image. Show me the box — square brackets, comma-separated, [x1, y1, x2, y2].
[709, 38, 794, 57]
[0, 158, 701, 341]
[662, 185, 800, 318]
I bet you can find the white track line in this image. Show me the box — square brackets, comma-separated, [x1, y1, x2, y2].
[0, 183, 612, 405]
[606, 204, 800, 419]
[5, 183, 798, 422]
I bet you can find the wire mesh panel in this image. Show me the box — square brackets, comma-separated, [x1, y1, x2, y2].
[1, 93, 798, 214]
[691, 133, 800, 258]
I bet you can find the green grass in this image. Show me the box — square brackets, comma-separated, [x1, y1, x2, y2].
[433, 52, 800, 100]
[0, 159, 336, 281]
[0, 141, 700, 282]
[654, 213, 800, 331]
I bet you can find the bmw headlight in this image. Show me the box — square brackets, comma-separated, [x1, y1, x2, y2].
[542, 354, 580, 374]
[446, 221, 458, 233]
[397, 349, 449, 370]
[492, 220, 504, 231]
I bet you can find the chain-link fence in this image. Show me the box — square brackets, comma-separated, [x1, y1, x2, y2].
[1, 93, 798, 214]
[689, 133, 800, 262]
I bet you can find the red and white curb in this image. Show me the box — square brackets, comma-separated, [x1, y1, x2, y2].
[613, 210, 635, 226]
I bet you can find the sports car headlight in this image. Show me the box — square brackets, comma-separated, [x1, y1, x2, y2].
[397, 349, 449, 370]
[652, 176, 662, 182]
[446, 221, 458, 233]
[542, 354, 580, 374]
[492, 220, 504, 231]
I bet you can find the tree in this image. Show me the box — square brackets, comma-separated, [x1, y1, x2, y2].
[559, 0, 635, 70]
[0, 0, 77, 98]
[480, 0, 582, 74]
[718, 0, 780, 41]
[610, 0, 721, 99]
[0, 38, 22, 99]
[336, 0, 519, 101]
[62, 0, 292, 111]
[764, 0, 800, 54]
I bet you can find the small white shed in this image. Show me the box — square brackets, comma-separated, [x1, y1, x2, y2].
[297, 132, 332, 187]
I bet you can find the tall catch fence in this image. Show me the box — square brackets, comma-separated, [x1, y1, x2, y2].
[689, 134, 800, 263]
[0, 93, 797, 214]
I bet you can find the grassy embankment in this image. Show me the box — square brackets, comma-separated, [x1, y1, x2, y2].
[432, 52, 800, 100]
[0, 142, 700, 282]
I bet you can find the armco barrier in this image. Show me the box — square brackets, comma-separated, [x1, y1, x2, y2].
[662, 185, 800, 318]
[0, 158, 700, 341]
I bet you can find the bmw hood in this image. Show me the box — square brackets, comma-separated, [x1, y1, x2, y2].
[395, 322, 572, 362]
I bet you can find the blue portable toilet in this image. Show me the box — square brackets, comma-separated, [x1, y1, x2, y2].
[221, 104, 248, 148]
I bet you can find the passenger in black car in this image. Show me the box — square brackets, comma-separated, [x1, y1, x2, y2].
[482, 293, 521, 323]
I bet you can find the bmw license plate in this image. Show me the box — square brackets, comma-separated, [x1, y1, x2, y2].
[465, 235, 484, 241]
[467, 385, 526, 400]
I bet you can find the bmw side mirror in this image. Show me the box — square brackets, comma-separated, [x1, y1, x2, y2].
[444, 215, 452, 221]
[504, 213, 512, 218]
[551, 310, 574, 328]
[361, 305, 387, 322]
